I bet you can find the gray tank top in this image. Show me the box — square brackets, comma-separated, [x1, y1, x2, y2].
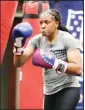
[27, 30, 80, 95]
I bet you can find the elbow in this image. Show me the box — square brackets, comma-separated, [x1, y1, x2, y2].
[76, 66, 83, 76]
[13, 62, 22, 68]
[14, 64, 21, 68]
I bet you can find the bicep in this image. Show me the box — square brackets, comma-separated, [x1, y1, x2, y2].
[67, 48, 82, 66]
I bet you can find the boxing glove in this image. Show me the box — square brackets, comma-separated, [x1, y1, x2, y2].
[32, 49, 67, 74]
[12, 22, 33, 55]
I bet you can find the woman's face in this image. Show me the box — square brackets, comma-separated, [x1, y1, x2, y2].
[40, 12, 59, 37]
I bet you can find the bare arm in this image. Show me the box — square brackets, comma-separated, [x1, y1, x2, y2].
[14, 45, 34, 67]
[66, 49, 82, 76]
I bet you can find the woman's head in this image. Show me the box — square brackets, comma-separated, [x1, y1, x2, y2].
[39, 9, 61, 37]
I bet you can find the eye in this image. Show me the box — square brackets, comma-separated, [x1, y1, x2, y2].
[45, 20, 50, 24]
[40, 21, 43, 25]
[40, 20, 51, 25]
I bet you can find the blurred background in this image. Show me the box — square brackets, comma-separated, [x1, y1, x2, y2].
[1, 0, 83, 109]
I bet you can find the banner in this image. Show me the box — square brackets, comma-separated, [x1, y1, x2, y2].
[54, 1, 83, 109]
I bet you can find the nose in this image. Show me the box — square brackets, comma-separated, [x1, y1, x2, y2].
[41, 23, 46, 29]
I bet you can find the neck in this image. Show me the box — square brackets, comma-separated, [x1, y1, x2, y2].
[47, 30, 58, 44]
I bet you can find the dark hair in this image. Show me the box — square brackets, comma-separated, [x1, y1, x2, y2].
[41, 9, 69, 32]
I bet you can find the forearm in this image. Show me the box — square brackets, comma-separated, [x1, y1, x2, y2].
[32, 49, 82, 76]
[14, 54, 26, 67]
[66, 62, 82, 76]
[14, 45, 34, 67]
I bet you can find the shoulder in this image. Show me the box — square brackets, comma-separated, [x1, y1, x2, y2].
[59, 30, 72, 39]
[58, 30, 77, 41]
[58, 30, 80, 50]
[29, 33, 42, 41]
[27, 33, 42, 49]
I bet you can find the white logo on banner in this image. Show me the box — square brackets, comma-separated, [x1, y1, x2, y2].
[66, 9, 83, 52]
[66, 9, 83, 81]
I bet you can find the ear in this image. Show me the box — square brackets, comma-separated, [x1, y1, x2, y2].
[56, 21, 59, 28]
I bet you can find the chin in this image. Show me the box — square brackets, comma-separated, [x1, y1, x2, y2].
[42, 33, 49, 37]
[42, 33, 46, 36]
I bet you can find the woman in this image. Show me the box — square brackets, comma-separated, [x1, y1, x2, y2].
[13, 9, 82, 110]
